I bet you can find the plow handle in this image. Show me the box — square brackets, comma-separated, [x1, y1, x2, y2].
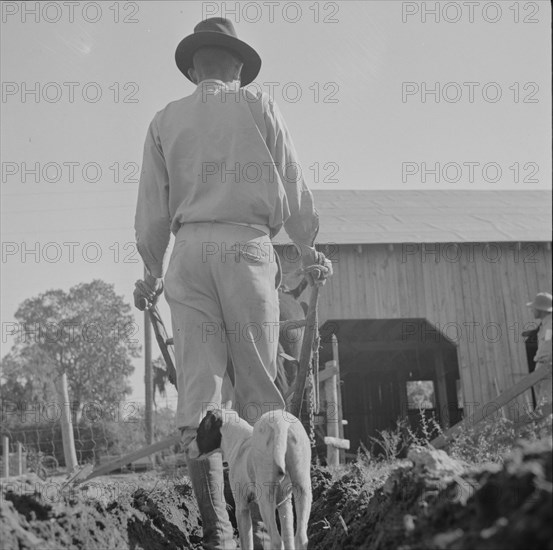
[289, 284, 320, 418]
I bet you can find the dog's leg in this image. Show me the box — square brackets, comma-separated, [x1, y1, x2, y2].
[294, 483, 312, 550]
[277, 492, 294, 550]
[259, 497, 282, 550]
[236, 505, 253, 550]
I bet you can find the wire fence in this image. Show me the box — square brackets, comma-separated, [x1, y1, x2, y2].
[0, 400, 181, 477]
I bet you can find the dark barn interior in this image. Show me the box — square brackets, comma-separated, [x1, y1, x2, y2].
[319, 318, 463, 454]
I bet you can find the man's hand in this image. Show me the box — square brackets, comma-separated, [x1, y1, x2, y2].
[134, 273, 164, 311]
[298, 245, 333, 286]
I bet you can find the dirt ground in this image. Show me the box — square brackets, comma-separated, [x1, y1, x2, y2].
[1, 439, 551, 549]
[309, 439, 552, 550]
[0, 472, 203, 549]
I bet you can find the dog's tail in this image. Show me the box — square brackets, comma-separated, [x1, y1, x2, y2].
[272, 420, 289, 481]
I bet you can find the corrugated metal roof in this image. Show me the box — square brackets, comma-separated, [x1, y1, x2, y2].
[273, 190, 552, 244]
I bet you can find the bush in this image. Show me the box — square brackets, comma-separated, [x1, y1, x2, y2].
[365, 405, 552, 466]
[447, 408, 553, 464]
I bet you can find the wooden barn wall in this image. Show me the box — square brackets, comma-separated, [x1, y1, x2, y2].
[314, 241, 552, 411]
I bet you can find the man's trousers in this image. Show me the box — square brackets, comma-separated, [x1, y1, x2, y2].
[164, 222, 285, 433]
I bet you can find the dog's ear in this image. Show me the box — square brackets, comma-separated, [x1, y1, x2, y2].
[196, 409, 223, 455]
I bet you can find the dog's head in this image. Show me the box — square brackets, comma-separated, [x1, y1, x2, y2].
[194, 409, 224, 457]
[187, 408, 247, 459]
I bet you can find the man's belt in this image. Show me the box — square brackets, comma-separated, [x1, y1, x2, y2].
[220, 221, 270, 236]
[180, 220, 270, 237]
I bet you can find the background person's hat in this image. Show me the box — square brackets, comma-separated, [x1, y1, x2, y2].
[175, 17, 261, 86]
[526, 292, 553, 312]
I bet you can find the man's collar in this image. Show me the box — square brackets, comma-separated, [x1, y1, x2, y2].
[195, 79, 240, 94]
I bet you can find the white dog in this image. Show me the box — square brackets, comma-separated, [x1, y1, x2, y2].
[189, 408, 312, 550]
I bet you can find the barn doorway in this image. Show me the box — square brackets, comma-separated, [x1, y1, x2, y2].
[319, 318, 462, 455]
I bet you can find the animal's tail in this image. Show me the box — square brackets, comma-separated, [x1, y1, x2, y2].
[272, 419, 289, 481]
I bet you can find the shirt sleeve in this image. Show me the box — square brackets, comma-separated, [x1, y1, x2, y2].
[264, 97, 319, 247]
[134, 115, 171, 278]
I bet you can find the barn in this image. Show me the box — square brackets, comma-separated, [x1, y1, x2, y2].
[274, 190, 552, 453]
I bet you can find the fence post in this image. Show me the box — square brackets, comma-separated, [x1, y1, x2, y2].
[325, 372, 339, 467]
[325, 337, 341, 468]
[331, 334, 345, 464]
[56, 372, 78, 472]
[2, 436, 9, 478]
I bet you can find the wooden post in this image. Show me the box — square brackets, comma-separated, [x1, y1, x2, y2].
[56, 372, 78, 472]
[321, 357, 350, 464]
[332, 334, 345, 464]
[17, 442, 23, 476]
[325, 363, 339, 467]
[144, 269, 153, 447]
[434, 349, 450, 429]
[324, 437, 350, 451]
[2, 436, 9, 478]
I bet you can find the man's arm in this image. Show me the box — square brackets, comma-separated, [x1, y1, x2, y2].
[135, 115, 171, 280]
[264, 97, 319, 249]
[263, 97, 333, 284]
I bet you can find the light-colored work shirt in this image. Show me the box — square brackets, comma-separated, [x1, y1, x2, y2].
[135, 79, 319, 278]
[535, 313, 552, 365]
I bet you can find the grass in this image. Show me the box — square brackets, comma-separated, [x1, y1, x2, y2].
[360, 403, 552, 467]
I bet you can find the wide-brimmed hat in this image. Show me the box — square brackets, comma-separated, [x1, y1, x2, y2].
[526, 292, 553, 312]
[175, 17, 261, 86]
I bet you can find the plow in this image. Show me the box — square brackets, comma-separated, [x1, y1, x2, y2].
[65, 266, 327, 488]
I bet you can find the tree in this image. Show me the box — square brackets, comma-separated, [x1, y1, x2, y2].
[0, 346, 57, 406]
[1, 280, 140, 424]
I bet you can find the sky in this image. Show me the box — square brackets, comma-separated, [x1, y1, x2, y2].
[1, 1, 551, 406]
